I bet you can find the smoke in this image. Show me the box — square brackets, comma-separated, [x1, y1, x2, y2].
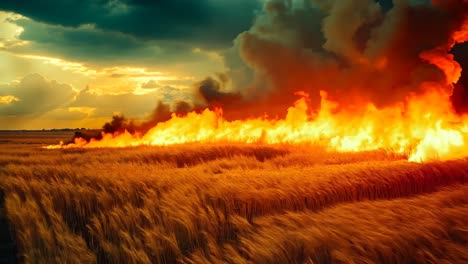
[211, 0, 468, 116]
[71, 99, 195, 141]
[451, 42, 468, 113]
[196, 74, 242, 107]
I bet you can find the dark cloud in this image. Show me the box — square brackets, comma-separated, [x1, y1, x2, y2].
[7, 18, 209, 66]
[0, 73, 76, 115]
[0, 0, 262, 49]
[375, 0, 431, 11]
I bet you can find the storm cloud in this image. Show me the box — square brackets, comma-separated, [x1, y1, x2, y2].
[0, 0, 262, 49]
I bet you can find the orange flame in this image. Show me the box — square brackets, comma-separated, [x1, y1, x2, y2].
[47, 89, 468, 162]
[46, 21, 468, 162]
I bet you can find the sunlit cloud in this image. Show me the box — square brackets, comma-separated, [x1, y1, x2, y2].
[0, 11, 28, 49]
[0, 9, 223, 101]
[68, 106, 96, 117]
[192, 47, 223, 62]
[86, 66, 196, 95]
[9, 54, 196, 96]
[0, 1, 252, 129]
[16, 54, 97, 76]
[0, 95, 20, 104]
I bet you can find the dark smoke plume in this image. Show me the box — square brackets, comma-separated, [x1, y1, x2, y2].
[197, 74, 242, 106]
[72, 100, 195, 141]
[451, 42, 468, 113]
[226, 0, 467, 112]
[190, 0, 467, 119]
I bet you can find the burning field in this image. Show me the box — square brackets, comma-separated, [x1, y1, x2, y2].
[0, 132, 467, 263]
[45, 0, 468, 163]
[1, 0, 468, 263]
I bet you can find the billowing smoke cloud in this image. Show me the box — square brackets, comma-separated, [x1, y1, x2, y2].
[85, 0, 468, 139]
[222, 0, 467, 113]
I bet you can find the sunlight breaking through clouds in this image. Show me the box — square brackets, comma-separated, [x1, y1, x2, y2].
[17, 54, 97, 76]
[0, 95, 20, 105]
[0, 11, 28, 49]
[11, 54, 196, 96]
[68, 106, 96, 117]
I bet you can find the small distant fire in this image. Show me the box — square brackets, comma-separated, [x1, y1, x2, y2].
[47, 3, 468, 163]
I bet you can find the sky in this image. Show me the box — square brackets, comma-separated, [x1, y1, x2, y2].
[0, 0, 263, 129]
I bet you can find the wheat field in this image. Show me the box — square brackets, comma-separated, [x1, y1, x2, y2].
[0, 131, 467, 264]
